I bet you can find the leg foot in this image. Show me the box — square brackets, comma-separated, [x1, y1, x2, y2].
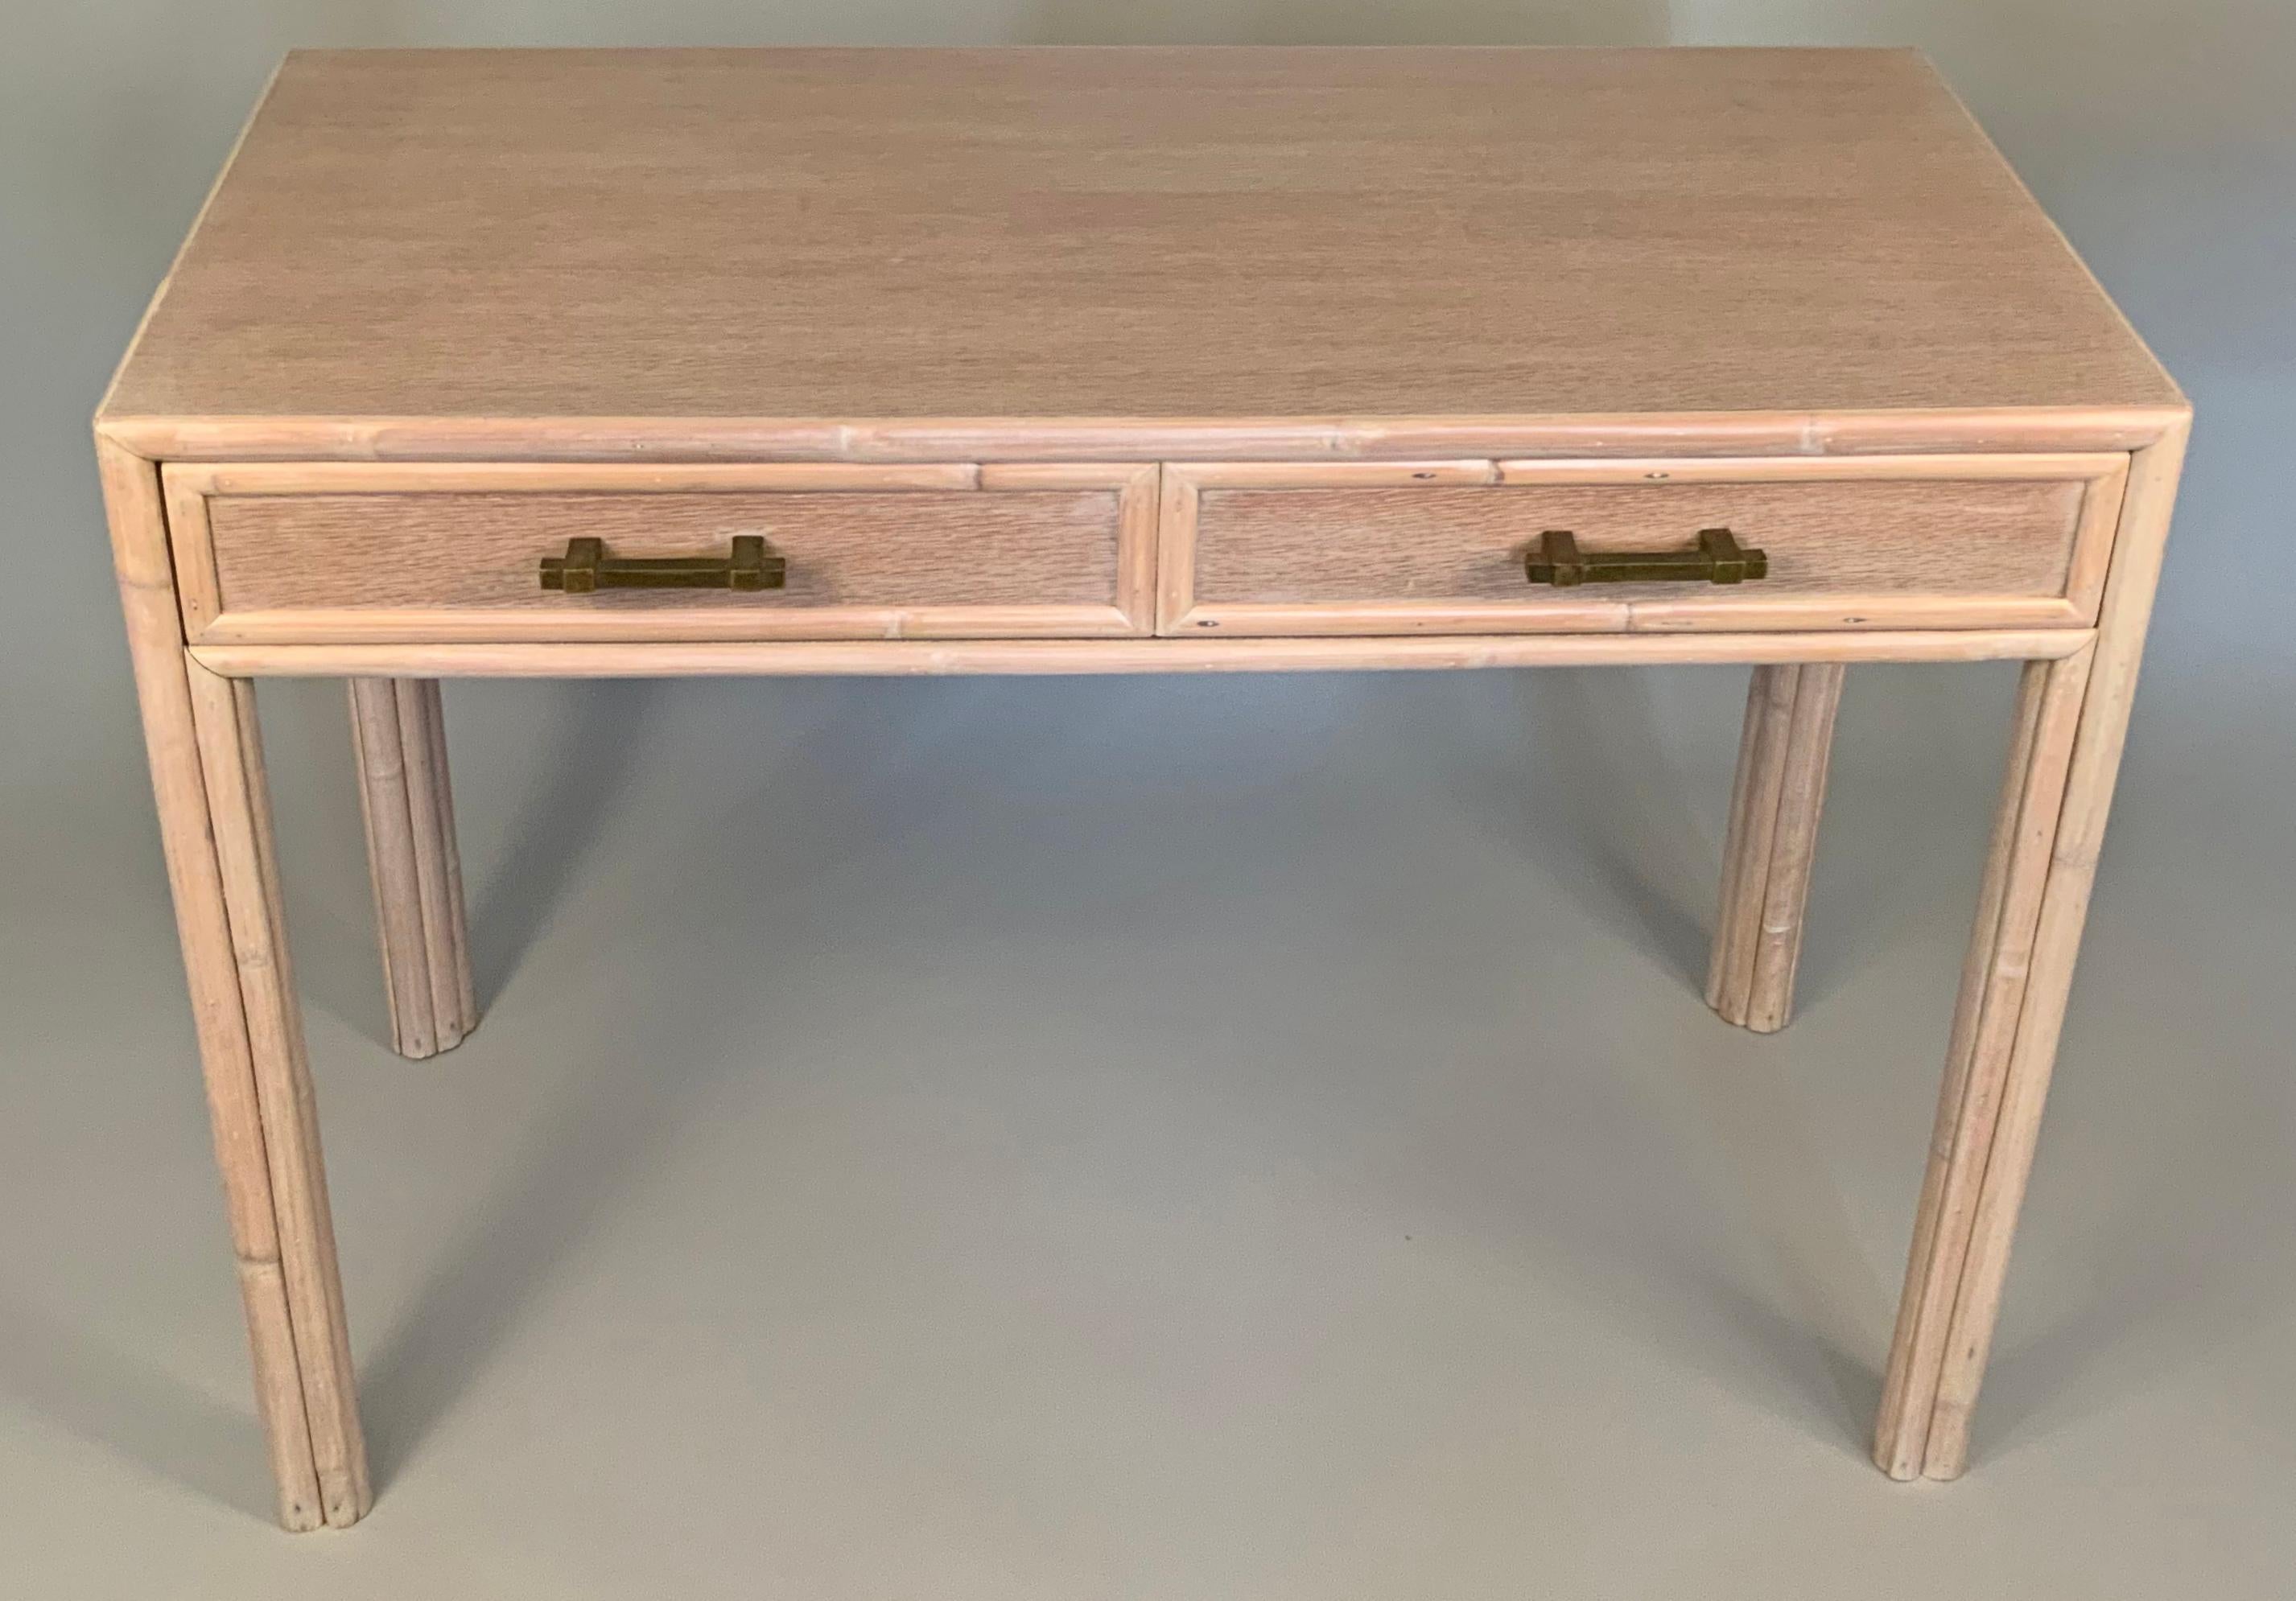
[350, 678, 477, 1059]
[1708, 663, 1845, 1032]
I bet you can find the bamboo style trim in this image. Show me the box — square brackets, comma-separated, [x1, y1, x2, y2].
[188, 628, 2096, 680]
[163, 461, 991, 495]
[97, 405, 2190, 466]
[193, 605, 1148, 647]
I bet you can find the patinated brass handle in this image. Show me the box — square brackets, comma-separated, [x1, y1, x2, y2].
[539, 534, 786, 592]
[1525, 527, 1767, 586]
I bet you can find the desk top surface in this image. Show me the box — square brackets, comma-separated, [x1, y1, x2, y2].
[102, 47, 2179, 437]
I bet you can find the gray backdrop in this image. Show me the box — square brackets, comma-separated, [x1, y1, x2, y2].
[3, 5, 2291, 1597]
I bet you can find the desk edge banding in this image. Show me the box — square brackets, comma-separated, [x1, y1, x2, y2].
[92, 405, 2189, 465]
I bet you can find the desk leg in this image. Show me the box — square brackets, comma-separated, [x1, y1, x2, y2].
[189, 663, 371, 1525]
[349, 679, 478, 1058]
[103, 439, 370, 1529]
[1874, 420, 2187, 1480]
[1709, 663, 1844, 1032]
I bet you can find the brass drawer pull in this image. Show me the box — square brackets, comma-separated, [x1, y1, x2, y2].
[1525, 526, 1768, 586]
[540, 534, 786, 592]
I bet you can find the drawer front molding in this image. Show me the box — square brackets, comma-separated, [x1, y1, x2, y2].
[164, 462, 1159, 644]
[1156, 455, 2129, 637]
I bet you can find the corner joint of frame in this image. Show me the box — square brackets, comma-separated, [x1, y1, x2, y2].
[185, 647, 247, 681]
[93, 415, 163, 462]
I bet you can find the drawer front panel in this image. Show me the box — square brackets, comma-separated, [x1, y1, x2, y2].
[1160, 456, 2128, 636]
[167, 463, 1157, 643]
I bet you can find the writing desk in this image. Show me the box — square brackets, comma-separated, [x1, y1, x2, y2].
[97, 47, 2187, 1529]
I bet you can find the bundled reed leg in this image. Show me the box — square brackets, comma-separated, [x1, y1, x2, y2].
[1874, 418, 2187, 1480]
[1708, 662, 1845, 1032]
[349, 678, 478, 1058]
[102, 432, 372, 1529]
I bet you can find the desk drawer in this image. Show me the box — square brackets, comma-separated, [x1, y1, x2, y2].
[165, 463, 1158, 644]
[1160, 456, 2129, 636]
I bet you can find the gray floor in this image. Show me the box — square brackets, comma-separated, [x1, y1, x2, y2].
[3, 661, 2290, 1598]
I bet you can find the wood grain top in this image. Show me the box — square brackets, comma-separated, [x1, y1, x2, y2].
[103, 47, 2180, 442]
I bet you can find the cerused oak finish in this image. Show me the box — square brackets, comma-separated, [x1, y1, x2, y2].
[168, 463, 1159, 644]
[1159, 455, 2125, 636]
[101, 47, 2179, 448]
[96, 47, 2186, 1529]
